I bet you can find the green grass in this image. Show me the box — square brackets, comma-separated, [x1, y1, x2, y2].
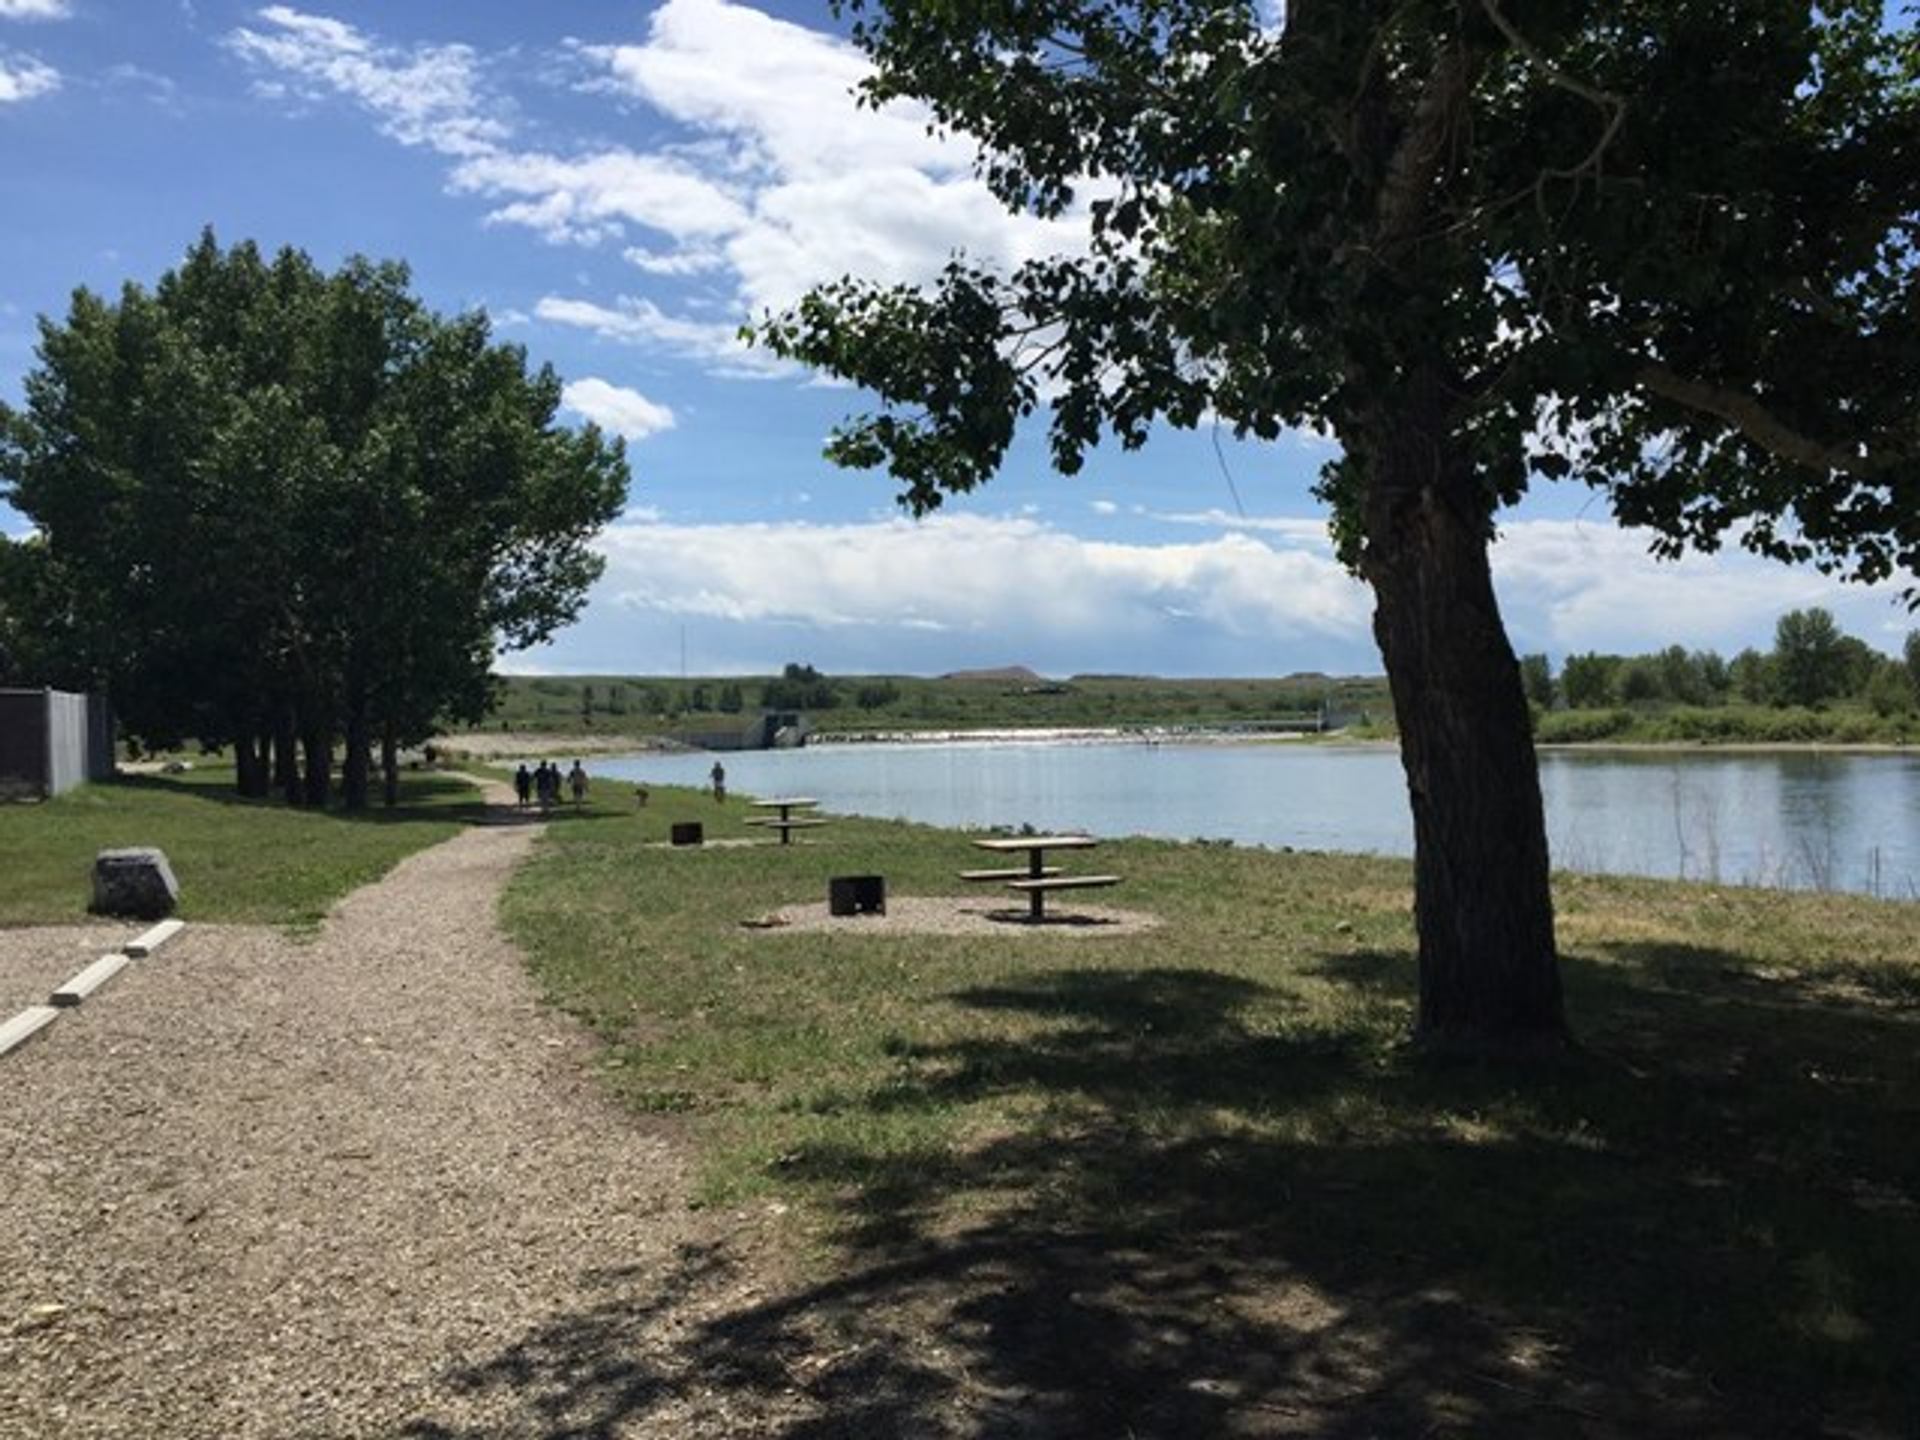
[0, 764, 480, 929]
[499, 784, 1920, 1435]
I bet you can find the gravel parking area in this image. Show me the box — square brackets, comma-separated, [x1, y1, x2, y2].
[0, 817, 725, 1438]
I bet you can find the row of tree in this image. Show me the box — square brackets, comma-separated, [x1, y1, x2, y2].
[577, 682, 746, 717]
[1523, 610, 1920, 714]
[0, 232, 628, 808]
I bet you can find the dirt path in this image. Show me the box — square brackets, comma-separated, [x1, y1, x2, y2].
[0, 792, 739, 1438]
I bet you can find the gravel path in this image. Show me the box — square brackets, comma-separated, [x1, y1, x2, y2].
[0, 799, 719, 1438]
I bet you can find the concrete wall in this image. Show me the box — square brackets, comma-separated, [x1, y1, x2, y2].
[44, 689, 90, 796]
[0, 688, 115, 798]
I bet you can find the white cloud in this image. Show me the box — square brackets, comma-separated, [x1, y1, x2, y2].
[1152, 508, 1336, 550]
[227, 1, 1098, 378]
[535, 294, 793, 379]
[1097, 506, 1913, 661]
[0, 50, 55, 102]
[449, 147, 749, 246]
[624, 243, 728, 276]
[560, 377, 676, 442]
[592, 512, 1373, 643]
[1090, 500, 1119, 515]
[0, 0, 69, 19]
[567, 0, 1095, 319]
[1483, 520, 1896, 657]
[224, 5, 507, 157]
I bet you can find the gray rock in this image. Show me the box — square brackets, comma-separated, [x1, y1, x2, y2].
[90, 847, 180, 919]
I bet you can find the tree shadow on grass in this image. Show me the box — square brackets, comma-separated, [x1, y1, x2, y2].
[407, 958, 1920, 1438]
[108, 770, 488, 823]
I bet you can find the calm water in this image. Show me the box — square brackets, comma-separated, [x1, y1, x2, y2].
[593, 741, 1920, 899]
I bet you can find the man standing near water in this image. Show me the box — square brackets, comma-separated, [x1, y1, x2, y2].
[710, 760, 726, 804]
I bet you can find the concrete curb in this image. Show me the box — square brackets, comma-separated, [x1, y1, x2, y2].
[51, 953, 132, 1008]
[1, 920, 187, 1061]
[0, 1005, 61, 1058]
[125, 919, 186, 958]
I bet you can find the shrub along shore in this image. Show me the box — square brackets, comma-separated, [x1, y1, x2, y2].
[502, 782, 1918, 1436]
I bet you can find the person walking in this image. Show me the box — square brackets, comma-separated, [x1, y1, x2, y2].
[513, 763, 533, 809]
[568, 760, 589, 809]
[709, 759, 726, 804]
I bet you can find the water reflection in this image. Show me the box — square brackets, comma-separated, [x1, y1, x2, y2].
[592, 742, 1920, 899]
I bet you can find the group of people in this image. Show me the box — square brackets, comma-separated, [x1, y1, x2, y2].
[514, 759, 588, 810]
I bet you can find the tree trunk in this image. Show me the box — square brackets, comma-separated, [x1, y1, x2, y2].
[233, 726, 265, 798]
[342, 698, 371, 812]
[274, 710, 300, 806]
[381, 721, 399, 808]
[301, 725, 332, 809]
[251, 732, 274, 798]
[1362, 393, 1567, 1055]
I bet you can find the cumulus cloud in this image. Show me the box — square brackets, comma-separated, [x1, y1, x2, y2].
[227, 0, 1097, 377]
[593, 512, 1373, 644]
[450, 147, 748, 247]
[0, 0, 69, 19]
[1152, 509, 1336, 550]
[1099, 507, 1912, 663]
[224, 5, 507, 157]
[560, 377, 676, 441]
[535, 294, 794, 379]
[0, 50, 55, 102]
[1483, 520, 1909, 657]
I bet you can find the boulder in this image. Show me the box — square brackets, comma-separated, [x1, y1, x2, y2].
[90, 847, 180, 920]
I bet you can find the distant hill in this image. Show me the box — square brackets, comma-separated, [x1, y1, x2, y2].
[941, 665, 1046, 684]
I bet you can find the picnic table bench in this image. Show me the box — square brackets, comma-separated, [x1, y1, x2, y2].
[745, 797, 828, 845]
[966, 835, 1120, 921]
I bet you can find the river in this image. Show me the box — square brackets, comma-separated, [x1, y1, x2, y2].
[590, 740, 1920, 900]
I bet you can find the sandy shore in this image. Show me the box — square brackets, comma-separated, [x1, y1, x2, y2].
[430, 730, 684, 760]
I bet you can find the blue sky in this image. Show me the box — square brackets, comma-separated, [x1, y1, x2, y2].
[1, 0, 1911, 677]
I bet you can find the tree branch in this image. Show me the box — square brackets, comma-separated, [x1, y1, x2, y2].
[1479, 0, 1627, 185]
[1633, 360, 1907, 477]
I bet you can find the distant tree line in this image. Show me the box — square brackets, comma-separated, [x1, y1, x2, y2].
[0, 232, 628, 807]
[1522, 609, 1920, 717]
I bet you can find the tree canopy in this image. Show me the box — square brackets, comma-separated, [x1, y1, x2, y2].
[755, 1, 1920, 1052]
[0, 232, 629, 806]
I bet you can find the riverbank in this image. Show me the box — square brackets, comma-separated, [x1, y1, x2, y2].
[499, 781, 1920, 1436]
[431, 731, 689, 760]
[443, 723, 1915, 759]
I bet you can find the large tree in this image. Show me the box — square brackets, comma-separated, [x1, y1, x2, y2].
[756, 2, 1920, 1052]
[0, 233, 629, 807]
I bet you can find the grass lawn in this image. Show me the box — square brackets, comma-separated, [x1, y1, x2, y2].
[502, 784, 1920, 1437]
[0, 765, 482, 929]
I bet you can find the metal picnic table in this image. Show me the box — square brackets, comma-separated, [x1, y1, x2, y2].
[966, 834, 1119, 921]
[744, 796, 829, 845]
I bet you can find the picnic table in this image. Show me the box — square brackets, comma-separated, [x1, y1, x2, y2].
[743, 796, 830, 845]
[965, 835, 1120, 921]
